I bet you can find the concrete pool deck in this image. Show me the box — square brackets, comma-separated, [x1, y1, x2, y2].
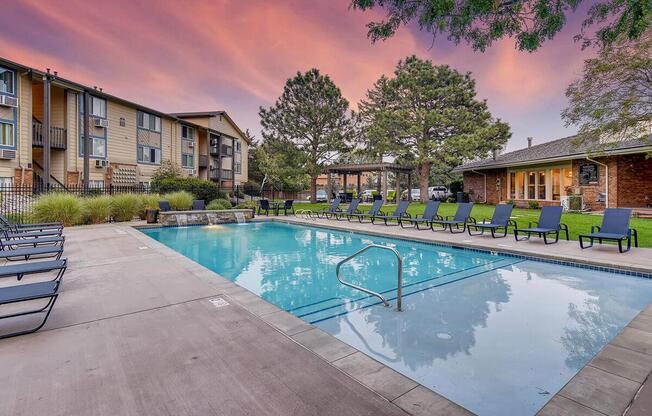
[0, 219, 651, 416]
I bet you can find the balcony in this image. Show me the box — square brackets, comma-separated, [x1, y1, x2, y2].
[209, 168, 233, 181]
[33, 121, 67, 150]
[209, 145, 219, 156]
[198, 155, 209, 168]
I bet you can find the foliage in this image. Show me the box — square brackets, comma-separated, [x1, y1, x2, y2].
[152, 177, 222, 202]
[151, 160, 183, 182]
[446, 196, 457, 203]
[140, 194, 161, 212]
[207, 198, 232, 210]
[32, 193, 82, 226]
[81, 196, 112, 224]
[562, 28, 652, 151]
[350, 0, 651, 51]
[259, 68, 353, 201]
[449, 179, 464, 195]
[356, 75, 397, 162]
[162, 191, 193, 210]
[247, 139, 309, 193]
[528, 200, 541, 209]
[363, 56, 510, 201]
[235, 200, 257, 210]
[110, 194, 142, 222]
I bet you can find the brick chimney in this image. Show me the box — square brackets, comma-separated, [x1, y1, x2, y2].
[527, 137, 533, 148]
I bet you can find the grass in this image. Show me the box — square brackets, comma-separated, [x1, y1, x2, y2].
[294, 201, 652, 248]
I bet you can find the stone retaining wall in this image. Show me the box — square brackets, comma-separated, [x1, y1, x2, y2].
[158, 209, 254, 226]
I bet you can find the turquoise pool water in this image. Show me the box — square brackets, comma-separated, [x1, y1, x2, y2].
[140, 222, 652, 416]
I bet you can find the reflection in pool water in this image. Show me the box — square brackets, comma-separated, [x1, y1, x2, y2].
[141, 222, 652, 416]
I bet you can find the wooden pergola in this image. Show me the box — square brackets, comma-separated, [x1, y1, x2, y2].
[324, 162, 414, 202]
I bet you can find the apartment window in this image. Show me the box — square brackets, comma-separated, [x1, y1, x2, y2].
[181, 126, 195, 168]
[138, 111, 161, 132]
[0, 122, 14, 147]
[0, 177, 13, 188]
[91, 96, 106, 118]
[79, 136, 106, 158]
[181, 125, 194, 139]
[234, 139, 242, 174]
[138, 145, 161, 164]
[0, 67, 15, 95]
[89, 180, 104, 189]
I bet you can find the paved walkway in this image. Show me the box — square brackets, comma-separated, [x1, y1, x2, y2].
[0, 224, 409, 416]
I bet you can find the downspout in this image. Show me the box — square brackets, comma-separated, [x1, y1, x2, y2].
[470, 170, 487, 203]
[586, 157, 608, 208]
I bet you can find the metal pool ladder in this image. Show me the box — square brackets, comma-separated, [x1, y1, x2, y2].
[335, 244, 403, 312]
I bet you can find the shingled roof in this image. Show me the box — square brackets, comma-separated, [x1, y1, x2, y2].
[454, 135, 651, 172]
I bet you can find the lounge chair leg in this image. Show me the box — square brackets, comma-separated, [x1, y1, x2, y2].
[0, 294, 59, 340]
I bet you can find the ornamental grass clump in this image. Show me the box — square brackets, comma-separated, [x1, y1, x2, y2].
[81, 196, 112, 224]
[207, 198, 232, 210]
[32, 193, 82, 226]
[162, 191, 193, 211]
[110, 193, 142, 222]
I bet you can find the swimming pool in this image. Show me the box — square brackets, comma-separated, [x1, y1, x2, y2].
[140, 222, 652, 415]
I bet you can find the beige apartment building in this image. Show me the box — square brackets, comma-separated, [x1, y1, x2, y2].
[0, 57, 249, 190]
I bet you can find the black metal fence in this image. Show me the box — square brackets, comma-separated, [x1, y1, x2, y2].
[0, 183, 313, 224]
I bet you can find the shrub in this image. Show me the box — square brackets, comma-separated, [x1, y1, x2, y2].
[81, 196, 112, 224]
[528, 200, 540, 209]
[152, 177, 222, 202]
[140, 193, 160, 211]
[446, 196, 456, 203]
[163, 191, 193, 210]
[111, 193, 142, 222]
[151, 160, 182, 182]
[207, 198, 232, 210]
[32, 193, 82, 226]
[507, 199, 515, 205]
[235, 200, 257, 209]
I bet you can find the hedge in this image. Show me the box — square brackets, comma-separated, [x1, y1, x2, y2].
[152, 177, 223, 202]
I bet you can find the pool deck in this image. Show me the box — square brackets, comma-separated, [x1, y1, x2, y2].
[1, 218, 651, 416]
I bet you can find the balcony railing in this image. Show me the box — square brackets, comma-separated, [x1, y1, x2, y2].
[198, 155, 209, 168]
[209, 168, 234, 181]
[33, 122, 67, 150]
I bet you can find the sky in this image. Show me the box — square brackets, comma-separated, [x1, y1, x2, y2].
[0, 0, 596, 151]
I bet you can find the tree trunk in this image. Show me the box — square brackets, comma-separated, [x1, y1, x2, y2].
[419, 162, 430, 203]
[310, 176, 317, 203]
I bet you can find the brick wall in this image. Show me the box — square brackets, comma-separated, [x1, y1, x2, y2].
[616, 154, 652, 207]
[572, 157, 621, 210]
[463, 169, 507, 204]
[13, 168, 33, 188]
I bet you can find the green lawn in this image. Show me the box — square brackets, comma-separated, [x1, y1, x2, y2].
[293, 201, 652, 248]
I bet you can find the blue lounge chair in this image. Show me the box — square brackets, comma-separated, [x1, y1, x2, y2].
[400, 201, 442, 230]
[579, 208, 638, 253]
[0, 238, 63, 261]
[432, 203, 476, 233]
[192, 200, 205, 210]
[467, 204, 516, 238]
[159, 201, 171, 212]
[371, 201, 411, 225]
[0, 259, 66, 339]
[2, 224, 63, 240]
[313, 198, 342, 219]
[333, 199, 361, 220]
[0, 258, 67, 282]
[347, 200, 385, 223]
[1, 235, 65, 248]
[514, 206, 569, 244]
[280, 200, 295, 216]
[257, 199, 271, 215]
[0, 215, 63, 232]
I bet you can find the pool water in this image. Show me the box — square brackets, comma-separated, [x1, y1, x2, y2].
[141, 222, 652, 416]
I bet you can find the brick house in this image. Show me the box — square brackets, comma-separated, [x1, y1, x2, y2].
[455, 136, 652, 211]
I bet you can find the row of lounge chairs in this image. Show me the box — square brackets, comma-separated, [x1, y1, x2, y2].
[0, 215, 68, 338]
[311, 198, 639, 253]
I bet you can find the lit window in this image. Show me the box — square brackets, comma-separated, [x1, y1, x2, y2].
[0, 68, 15, 95]
[0, 122, 14, 147]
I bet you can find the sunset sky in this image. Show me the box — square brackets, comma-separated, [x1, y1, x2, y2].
[1, 0, 596, 151]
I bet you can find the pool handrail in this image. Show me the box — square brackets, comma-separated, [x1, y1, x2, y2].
[335, 244, 403, 311]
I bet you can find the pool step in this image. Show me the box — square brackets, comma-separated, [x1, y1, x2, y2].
[299, 258, 524, 324]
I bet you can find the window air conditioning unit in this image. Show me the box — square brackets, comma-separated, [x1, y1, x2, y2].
[95, 159, 108, 168]
[187, 142, 194, 148]
[94, 118, 109, 128]
[0, 95, 18, 108]
[0, 149, 16, 159]
[185, 168, 196, 176]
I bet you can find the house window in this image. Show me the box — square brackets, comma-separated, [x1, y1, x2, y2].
[552, 169, 561, 200]
[91, 96, 106, 118]
[0, 122, 14, 147]
[537, 171, 546, 200]
[234, 140, 242, 174]
[527, 172, 536, 200]
[0, 67, 15, 95]
[79, 136, 106, 158]
[181, 126, 195, 168]
[137, 111, 161, 132]
[138, 145, 161, 164]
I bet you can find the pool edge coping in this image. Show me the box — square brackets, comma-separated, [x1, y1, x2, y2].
[131, 220, 652, 416]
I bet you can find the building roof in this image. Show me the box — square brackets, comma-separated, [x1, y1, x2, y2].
[170, 111, 251, 144]
[0, 56, 247, 138]
[325, 162, 413, 174]
[454, 135, 652, 172]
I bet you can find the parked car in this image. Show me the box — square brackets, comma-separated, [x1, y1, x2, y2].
[428, 186, 451, 200]
[308, 190, 327, 202]
[401, 189, 421, 200]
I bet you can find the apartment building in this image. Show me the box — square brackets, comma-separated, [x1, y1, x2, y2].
[0, 57, 249, 190]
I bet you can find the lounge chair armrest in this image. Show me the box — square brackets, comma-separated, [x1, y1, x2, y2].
[402, 213, 411, 218]
[378, 211, 386, 216]
[434, 215, 443, 221]
[591, 225, 600, 233]
[528, 221, 538, 228]
[445, 215, 454, 220]
[507, 219, 518, 228]
[559, 223, 569, 231]
[467, 217, 477, 224]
